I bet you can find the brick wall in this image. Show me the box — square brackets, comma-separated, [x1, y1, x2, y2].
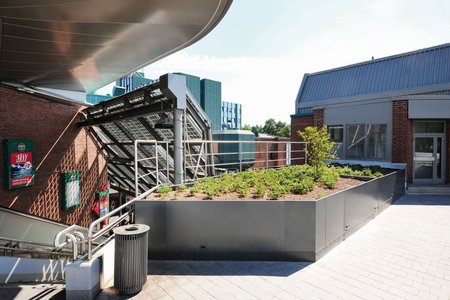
[290, 115, 313, 165]
[313, 109, 324, 127]
[254, 137, 289, 168]
[392, 100, 413, 182]
[0, 86, 108, 227]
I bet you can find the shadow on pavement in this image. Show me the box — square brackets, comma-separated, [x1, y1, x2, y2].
[147, 260, 310, 277]
[393, 194, 450, 206]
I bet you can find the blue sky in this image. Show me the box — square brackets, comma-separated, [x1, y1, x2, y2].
[99, 0, 450, 125]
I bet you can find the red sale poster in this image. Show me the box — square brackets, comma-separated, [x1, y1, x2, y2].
[10, 152, 33, 187]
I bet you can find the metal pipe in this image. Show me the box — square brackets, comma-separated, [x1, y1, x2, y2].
[173, 108, 184, 185]
[74, 231, 86, 255]
[66, 233, 78, 260]
[134, 139, 139, 197]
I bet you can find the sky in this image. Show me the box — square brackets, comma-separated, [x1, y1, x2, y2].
[97, 0, 450, 126]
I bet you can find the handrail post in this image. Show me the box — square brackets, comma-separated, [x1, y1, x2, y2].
[155, 141, 159, 185]
[74, 231, 85, 255]
[166, 142, 169, 183]
[239, 142, 242, 172]
[66, 233, 78, 260]
[87, 236, 92, 260]
[134, 140, 138, 198]
[305, 142, 308, 165]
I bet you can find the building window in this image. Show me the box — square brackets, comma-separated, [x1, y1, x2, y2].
[413, 121, 445, 133]
[344, 123, 387, 160]
[329, 126, 344, 159]
[367, 124, 387, 159]
[346, 124, 365, 159]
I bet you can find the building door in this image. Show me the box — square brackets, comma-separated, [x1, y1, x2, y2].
[413, 121, 446, 184]
[413, 136, 445, 183]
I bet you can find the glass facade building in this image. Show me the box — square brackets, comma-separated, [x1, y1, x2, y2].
[201, 79, 222, 131]
[175, 72, 201, 103]
[221, 101, 242, 130]
[116, 72, 155, 93]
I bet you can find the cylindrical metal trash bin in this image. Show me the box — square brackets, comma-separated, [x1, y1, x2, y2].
[113, 224, 150, 295]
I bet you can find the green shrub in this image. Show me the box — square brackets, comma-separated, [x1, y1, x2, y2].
[252, 183, 265, 198]
[291, 178, 315, 195]
[298, 126, 335, 176]
[268, 184, 286, 200]
[157, 184, 172, 197]
[319, 168, 339, 189]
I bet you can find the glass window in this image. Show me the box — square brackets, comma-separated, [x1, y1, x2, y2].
[329, 126, 344, 159]
[346, 124, 365, 159]
[413, 121, 445, 133]
[367, 124, 387, 159]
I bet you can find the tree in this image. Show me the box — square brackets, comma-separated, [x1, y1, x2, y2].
[242, 124, 252, 131]
[262, 118, 277, 135]
[278, 125, 290, 138]
[298, 126, 335, 175]
[244, 119, 291, 137]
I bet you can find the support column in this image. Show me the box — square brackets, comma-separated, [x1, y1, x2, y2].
[173, 108, 184, 185]
[159, 73, 187, 185]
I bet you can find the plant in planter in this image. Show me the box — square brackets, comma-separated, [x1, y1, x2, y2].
[298, 125, 336, 179]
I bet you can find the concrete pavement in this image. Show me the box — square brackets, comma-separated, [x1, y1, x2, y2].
[98, 195, 450, 299]
[2, 195, 449, 299]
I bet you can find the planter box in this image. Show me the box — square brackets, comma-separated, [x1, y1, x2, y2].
[135, 170, 405, 262]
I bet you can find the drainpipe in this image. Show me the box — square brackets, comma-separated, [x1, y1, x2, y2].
[160, 74, 186, 185]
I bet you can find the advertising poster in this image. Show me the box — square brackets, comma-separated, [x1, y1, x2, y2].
[3, 139, 35, 190]
[62, 171, 81, 210]
[92, 184, 109, 225]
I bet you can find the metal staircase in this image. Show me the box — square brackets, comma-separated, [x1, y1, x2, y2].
[79, 73, 214, 195]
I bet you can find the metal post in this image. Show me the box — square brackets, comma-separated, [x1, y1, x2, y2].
[173, 108, 184, 185]
[286, 142, 291, 166]
[265, 142, 269, 169]
[305, 143, 308, 165]
[239, 142, 242, 172]
[134, 140, 139, 197]
[155, 141, 159, 185]
[166, 142, 169, 184]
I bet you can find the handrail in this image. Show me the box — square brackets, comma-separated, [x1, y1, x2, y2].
[54, 224, 87, 250]
[87, 184, 160, 260]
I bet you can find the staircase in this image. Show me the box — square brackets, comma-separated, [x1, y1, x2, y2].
[407, 184, 450, 195]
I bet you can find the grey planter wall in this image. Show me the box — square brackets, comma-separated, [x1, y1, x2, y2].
[135, 169, 405, 262]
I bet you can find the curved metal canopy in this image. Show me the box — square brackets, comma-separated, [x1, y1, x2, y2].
[0, 0, 232, 92]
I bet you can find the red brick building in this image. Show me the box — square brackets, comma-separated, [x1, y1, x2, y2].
[254, 135, 290, 169]
[291, 44, 450, 185]
[0, 87, 108, 227]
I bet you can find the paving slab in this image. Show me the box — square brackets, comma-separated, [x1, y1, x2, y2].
[102, 195, 447, 300]
[2, 195, 449, 299]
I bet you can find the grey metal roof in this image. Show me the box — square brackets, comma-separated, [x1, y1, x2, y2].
[0, 0, 232, 93]
[296, 43, 450, 108]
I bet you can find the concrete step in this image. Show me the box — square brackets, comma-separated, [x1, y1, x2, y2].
[407, 184, 450, 195]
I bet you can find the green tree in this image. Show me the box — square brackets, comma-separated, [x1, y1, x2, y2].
[262, 118, 277, 135]
[242, 124, 252, 131]
[298, 126, 335, 176]
[278, 125, 290, 138]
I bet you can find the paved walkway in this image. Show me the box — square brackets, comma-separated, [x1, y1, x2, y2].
[96, 195, 450, 300]
[1, 195, 449, 299]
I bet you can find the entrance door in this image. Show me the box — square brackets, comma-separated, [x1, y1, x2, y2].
[413, 135, 445, 183]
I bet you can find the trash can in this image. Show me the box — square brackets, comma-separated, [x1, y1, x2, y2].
[113, 224, 150, 295]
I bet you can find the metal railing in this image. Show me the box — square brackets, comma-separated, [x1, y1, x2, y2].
[1, 236, 73, 259]
[86, 185, 159, 260]
[53, 139, 306, 260]
[134, 139, 308, 195]
[54, 225, 87, 260]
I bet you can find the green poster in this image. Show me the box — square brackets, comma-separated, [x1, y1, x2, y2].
[62, 171, 81, 210]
